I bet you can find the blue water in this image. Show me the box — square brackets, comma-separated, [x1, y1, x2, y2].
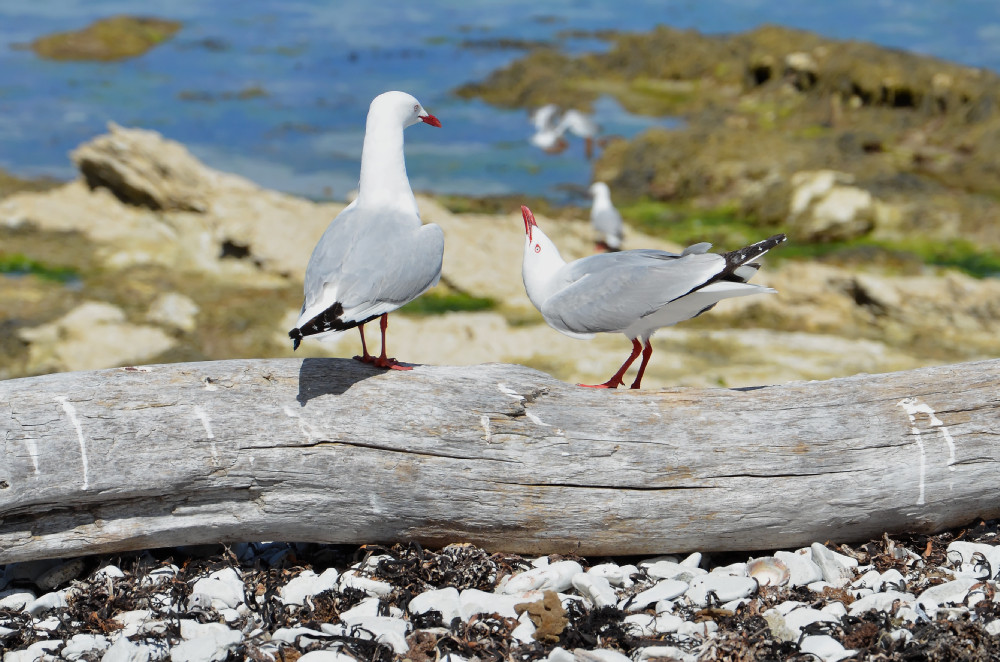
[1, 1, 999, 203]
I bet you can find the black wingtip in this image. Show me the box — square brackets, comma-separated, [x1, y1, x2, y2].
[289, 328, 302, 351]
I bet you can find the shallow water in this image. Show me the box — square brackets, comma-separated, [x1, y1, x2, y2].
[1, 1, 998, 203]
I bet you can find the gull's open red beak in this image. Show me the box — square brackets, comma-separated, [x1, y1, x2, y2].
[521, 205, 536, 241]
[420, 114, 442, 128]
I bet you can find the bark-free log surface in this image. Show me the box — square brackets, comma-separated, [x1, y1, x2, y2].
[1, 358, 998, 563]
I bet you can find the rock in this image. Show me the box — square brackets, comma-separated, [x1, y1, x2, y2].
[0, 589, 35, 611]
[573, 648, 632, 662]
[30, 17, 181, 62]
[6, 640, 61, 662]
[18, 301, 175, 373]
[685, 574, 757, 607]
[499, 561, 583, 594]
[917, 577, 979, 609]
[799, 634, 855, 662]
[409, 587, 462, 623]
[270, 626, 327, 647]
[146, 293, 200, 332]
[642, 560, 706, 582]
[787, 170, 875, 241]
[71, 123, 231, 212]
[100, 638, 150, 662]
[35, 558, 85, 591]
[571, 573, 617, 608]
[25, 591, 67, 615]
[459, 588, 525, 620]
[586, 563, 630, 587]
[766, 606, 839, 641]
[810, 543, 854, 587]
[774, 550, 824, 586]
[634, 646, 697, 662]
[338, 570, 391, 597]
[189, 568, 245, 610]
[297, 652, 359, 662]
[625, 579, 689, 611]
[848, 590, 915, 615]
[61, 634, 110, 660]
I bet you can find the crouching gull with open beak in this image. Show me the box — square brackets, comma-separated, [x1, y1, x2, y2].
[288, 91, 444, 370]
[520, 205, 785, 389]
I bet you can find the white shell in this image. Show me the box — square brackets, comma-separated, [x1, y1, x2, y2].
[747, 557, 791, 587]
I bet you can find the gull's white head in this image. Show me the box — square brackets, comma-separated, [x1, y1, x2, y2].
[521, 205, 566, 309]
[589, 181, 610, 199]
[369, 91, 442, 129]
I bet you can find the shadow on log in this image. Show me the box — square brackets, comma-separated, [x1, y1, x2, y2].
[1, 358, 998, 563]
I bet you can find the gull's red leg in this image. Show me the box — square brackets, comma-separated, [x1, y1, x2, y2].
[629, 340, 654, 390]
[579, 338, 642, 389]
[373, 314, 412, 371]
[353, 323, 375, 363]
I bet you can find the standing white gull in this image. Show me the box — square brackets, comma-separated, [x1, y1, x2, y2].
[588, 181, 624, 252]
[520, 205, 785, 389]
[288, 91, 444, 370]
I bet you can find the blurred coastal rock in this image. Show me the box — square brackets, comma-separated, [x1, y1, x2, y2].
[146, 293, 200, 333]
[25, 16, 181, 62]
[17, 301, 175, 374]
[786, 170, 875, 241]
[1, 124, 344, 279]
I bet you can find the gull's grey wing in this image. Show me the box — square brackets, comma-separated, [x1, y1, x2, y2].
[301, 205, 443, 324]
[541, 251, 726, 334]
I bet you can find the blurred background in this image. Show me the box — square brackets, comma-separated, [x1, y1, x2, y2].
[2, 0, 999, 388]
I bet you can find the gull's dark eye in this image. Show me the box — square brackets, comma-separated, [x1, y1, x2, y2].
[413, 104, 420, 112]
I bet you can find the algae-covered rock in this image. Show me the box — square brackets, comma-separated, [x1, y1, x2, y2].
[28, 15, 181, 62]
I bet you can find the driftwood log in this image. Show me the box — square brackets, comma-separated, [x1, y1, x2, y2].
[1, 358, 998, 564]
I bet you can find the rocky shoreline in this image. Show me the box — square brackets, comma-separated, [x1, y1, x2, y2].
[1, 124, 998, 388]
[3, 521, 1000, 661]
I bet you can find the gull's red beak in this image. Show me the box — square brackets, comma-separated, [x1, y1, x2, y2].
[420, 114, 442, 128]
[521, 205, 536, 241]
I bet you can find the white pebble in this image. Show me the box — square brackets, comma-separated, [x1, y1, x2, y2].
[339, 570, 392, 597]
[409, 587, 461, 623]
[774, 550, 824, 587]
[643, 560, 706, 582]
[810, 543, 853, 587]
[270, 626, 327, 647]
[781, 607, 839, 639]
[587, 563, 627, 587]
[917, 577, 978, 609]
[190, 568, 245, 610]
[879, 568, 906, 591]
[0, 589, 35, 611]
[680, 552, 702, 568]
[544, 647, 576, 662]
[339, 596, 382, 622]
[511, 614, 537, 644]
[851, 569, 882, 591]
[571, 573, 617, 608]
[635, 645, 697, 662]
[799, 634, 855, 662]
[499, 561, 583, 594]
[100, 637, 151, 662]
[25, 591, 67, 615]
[459, 588, 522, 620]
[985, 619, 1000, 636]
[297, 652, 358, 662]
[573, 648, 633, 662]
[141, 564, 178, 587]
[676, 620, 718, 638]
[848, 590, 914, 616]
[821, 601, 848, 618]
[626, 579, 689, 612]
[341, 616, 410, 654]
[93, 565, 126, 580]
[685, 574, 757, 607]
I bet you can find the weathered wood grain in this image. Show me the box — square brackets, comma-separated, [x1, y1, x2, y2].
[1, 358, 998, 563]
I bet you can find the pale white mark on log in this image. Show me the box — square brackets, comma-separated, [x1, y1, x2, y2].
[898, 397, 957, 468]
[283, 406, 318, 443]
[56, 396, 89, 491]
[193, 406, 218, 463]
[23, 439, 40, 476]
[525, 411, 550, 427]
[480, 415, 492, 444]
[496, 383, 524, 401]
[370, 493, 384, 515]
